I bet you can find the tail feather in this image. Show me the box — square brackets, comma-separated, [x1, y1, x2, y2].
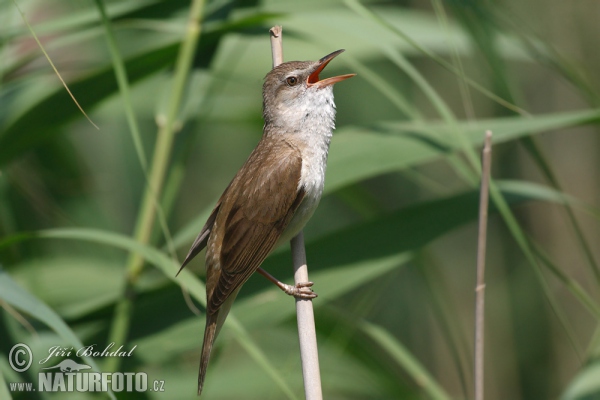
[197, 287, 241, 396]
[198, 312, 218, 396]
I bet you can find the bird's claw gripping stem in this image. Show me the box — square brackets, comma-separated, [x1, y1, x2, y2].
[282, 281, 318, 299]
[257, 268, 318, 299]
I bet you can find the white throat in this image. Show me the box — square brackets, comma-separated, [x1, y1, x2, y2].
[276, 86, 337, 245]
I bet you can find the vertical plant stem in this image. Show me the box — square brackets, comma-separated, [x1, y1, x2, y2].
[104, 0, 206, 373]
[95, 0, 179, 266]
[127, 0, 205, 283]
[475, 131, 492, 400]
[270, 25, 283, 67]
[269, 25, 323, 400]
[291, 232, 323, 400]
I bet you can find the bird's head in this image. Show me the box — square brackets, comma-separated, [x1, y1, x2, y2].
[262, 50, 355, 131]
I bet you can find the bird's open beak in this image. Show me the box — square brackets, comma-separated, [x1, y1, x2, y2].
[307, 49, 356, 88]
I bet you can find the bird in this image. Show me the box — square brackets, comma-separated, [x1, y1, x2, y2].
[178, 49, 355, 395]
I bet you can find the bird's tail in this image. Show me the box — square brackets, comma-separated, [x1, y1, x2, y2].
[198, 311, 218, 396]
[197, 287, 240, 396]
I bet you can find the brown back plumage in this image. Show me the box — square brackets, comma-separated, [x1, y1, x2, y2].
[192, 136, 306, 395]
[205, 137, 305, 313]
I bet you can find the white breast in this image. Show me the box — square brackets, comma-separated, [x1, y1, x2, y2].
[277, 86, 336, 245]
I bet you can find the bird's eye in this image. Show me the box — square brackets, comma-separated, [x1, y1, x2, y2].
[286, 76, 298, 86]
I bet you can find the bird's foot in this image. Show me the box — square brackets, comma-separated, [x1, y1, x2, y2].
[257, 267, 318, 299]
[281, 281, 318, 299]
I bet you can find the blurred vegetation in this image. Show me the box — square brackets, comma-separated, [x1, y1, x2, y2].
[1, 0, 600, 399]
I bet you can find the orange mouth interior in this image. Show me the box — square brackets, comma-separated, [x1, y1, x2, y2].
[307, 58, 333, 85]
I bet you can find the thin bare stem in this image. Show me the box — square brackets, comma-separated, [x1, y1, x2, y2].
[291, 232, 323, 400]
[269, 26, 283, 68]
[474, 130, 492, 400]
[269, 26, 323, 400]
[0, 299, 39, 339]
[12, 0, 99, 129]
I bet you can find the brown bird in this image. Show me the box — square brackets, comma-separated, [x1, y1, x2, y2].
[178, 49, 355, 395]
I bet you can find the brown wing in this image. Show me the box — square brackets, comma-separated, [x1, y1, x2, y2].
[206, 138, 305, 314]
[176, 202, 221, 276]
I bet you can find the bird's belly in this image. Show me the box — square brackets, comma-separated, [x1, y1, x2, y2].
[276, 167, 325, 247]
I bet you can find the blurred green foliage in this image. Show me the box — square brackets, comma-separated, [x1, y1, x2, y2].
[1, 0, 600, 399]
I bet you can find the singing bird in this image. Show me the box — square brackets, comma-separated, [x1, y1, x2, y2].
[178, 49, 355, 395]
